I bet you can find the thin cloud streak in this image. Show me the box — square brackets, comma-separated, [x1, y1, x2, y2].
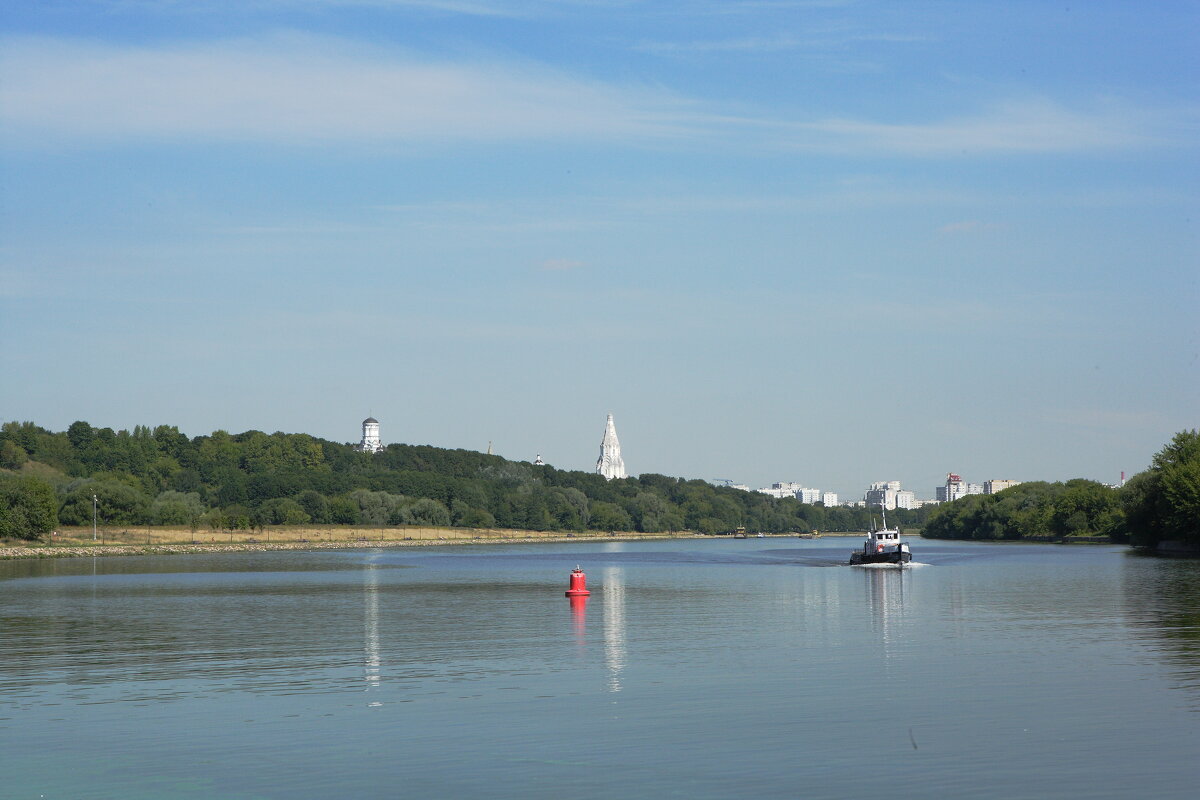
[0, 35, 1188, 157]
[0, 34, 692, 146]
[635, 32, 926, 55]
[75, 0, 542, 16]
[785, 99, 1188, 155]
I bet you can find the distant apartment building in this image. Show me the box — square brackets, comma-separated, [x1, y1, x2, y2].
[756, 482, 803, 499]
[984, 479, 1022, 494]
[895, 490, 917, 510]
[936, 473, 964, 502]
[865, 480, 904, 510]
[798, 487, 822, 504]
[937, 473, 984, 502]
[821, 492, 838, 507]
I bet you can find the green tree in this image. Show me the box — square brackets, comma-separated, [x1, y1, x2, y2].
[347, 489, 404, 526]
[296, 490, 331, 524]
[0, 440, 29, 470]
[0, 474, 58, 540]
[59, 478, 151, 526]
[588, 501, 633, 531]
[1124, 430, 1200, 547]
[149, 491, 205, 526]
[408, 498, 451, 527]
[255, 498, 311, 526]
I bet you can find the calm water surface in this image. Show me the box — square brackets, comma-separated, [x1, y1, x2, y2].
[2, 539, 1198, 799]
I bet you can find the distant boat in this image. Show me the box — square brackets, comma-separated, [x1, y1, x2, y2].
[849, 504, 912, 566]
[732, 526, 748, 539]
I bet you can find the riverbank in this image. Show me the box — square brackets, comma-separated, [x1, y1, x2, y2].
[0, 527, 681, 560]
[0, 526, 867, 560]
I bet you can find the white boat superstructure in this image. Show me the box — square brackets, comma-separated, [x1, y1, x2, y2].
[849, 504, 913, 566]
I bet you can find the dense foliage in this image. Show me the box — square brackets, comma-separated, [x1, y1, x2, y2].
[1121, 430, 1200, 548]
[0, 473, 58, 540]
[923, 429, 1198, 546]
[0, 420, 935, 541]
[922, 479, 1123, 541]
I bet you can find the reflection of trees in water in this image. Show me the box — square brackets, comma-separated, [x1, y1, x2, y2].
[1123, 554, 1200, 705]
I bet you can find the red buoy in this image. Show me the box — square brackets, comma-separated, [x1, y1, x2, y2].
[565, 565, 590, 597]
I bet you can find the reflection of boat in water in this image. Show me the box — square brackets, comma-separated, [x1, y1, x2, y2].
[849, 504, 912, 566]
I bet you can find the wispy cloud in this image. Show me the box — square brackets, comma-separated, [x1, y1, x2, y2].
[783, 98, 1187, 155]
[74, 0, 542, 16]
[0, 34, 692, 147]
[1, 35, 1188, 157]
[636, 35, 806, 55]
[636, 31, 925, 56]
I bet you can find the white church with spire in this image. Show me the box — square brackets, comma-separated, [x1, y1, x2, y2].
[596, 413, 626, 480]
[357, 416, 383, 453]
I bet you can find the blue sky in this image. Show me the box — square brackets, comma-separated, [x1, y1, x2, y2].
[2, 0, 1197, 499]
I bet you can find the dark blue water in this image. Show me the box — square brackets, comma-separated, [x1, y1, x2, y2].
[2, 539, 1198, 799]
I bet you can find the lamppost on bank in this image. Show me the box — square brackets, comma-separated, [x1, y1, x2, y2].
[92, 493, 98, 541]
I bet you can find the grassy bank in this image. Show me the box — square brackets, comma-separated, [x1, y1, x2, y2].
[0, 526, 855, 560]
[0, 525, 696, 560]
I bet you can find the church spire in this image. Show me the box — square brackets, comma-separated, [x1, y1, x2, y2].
[596, 413, 626, 480]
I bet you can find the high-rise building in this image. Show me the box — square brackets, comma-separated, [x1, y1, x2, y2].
[596, 414, 626, 480]
[862, 482, 920, 510]
[357, 417, 383, 453]
[985, 479, 1021, 494]
[821, 492, 838, 507]
[799, 487, 822, 504]
[936, 473, 985, 501]
[865, 480, 903, 509]
[936, 473, 965, 502]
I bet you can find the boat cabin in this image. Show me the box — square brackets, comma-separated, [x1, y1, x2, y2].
[864, 528, 903, 552]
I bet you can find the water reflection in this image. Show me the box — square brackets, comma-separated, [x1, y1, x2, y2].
[1122, 554, 1200, 708]
[569, 595, 588, 645]
[363, 557, 381, 701]
[864, 567, 906, 664]
[603, 566, 626, 693]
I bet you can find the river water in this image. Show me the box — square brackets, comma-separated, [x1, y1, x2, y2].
[2, 538, 1198, 799]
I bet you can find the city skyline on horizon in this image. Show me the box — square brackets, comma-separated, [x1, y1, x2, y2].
[1, 2, 1195, 502]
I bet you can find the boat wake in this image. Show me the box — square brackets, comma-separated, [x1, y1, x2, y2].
[851, 561, 930, 569]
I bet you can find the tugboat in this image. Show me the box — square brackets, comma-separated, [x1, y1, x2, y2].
[849, 504, 912, 566]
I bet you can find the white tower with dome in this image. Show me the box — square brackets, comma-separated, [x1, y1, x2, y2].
[358, 417, 383, 453]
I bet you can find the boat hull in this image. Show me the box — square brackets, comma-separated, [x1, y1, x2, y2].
[849, 550, 912, 566]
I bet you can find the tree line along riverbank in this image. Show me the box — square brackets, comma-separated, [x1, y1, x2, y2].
[2, 422, 1197, 552]
[0, 419, 938, 542]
